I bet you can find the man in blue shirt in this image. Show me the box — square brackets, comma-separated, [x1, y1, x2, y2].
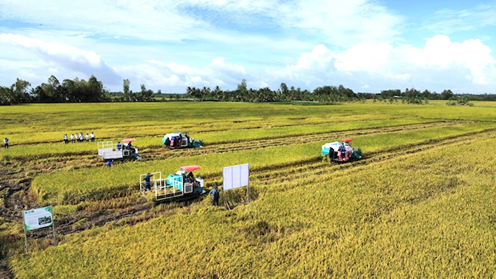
[142, 173, 153, 193]
[209, 185, 220, 206]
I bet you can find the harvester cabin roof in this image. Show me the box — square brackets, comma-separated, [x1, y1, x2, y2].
[164, 132, 182, 138]
[122, 138, 136, 143]
[180, 165, 201, 172]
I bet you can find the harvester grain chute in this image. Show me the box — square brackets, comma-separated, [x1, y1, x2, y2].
[162, 132, 203, 149]
[321, 138, 362, 162]
[140, 165, 206, 203]
[97, 138, 142, 161]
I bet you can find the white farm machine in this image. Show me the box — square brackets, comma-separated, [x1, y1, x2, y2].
[140, 165, 206, 203]
[97, 139, 141, 161]
[321, 138, 362, 163]
[162, 132, 203, 149]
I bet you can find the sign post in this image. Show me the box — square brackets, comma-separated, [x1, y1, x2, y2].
[223, 163, 250, 206]
[23, 206, 56, 253]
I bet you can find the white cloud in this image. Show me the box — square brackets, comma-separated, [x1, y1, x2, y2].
[334, 42, 393, 72]
[262, 34, 496, 93]
[426, 5, 496, 34]
[117, 56, 247, 92]
[277, 0, 402, 48]
[0, 1, 494, 94]
[0, 33, 121, 85]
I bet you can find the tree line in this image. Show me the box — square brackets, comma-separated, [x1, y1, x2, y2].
[1, 75, 494, 105]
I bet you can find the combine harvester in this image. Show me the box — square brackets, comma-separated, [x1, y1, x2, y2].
[97, 138, 141, 161]
[321, 138, 362, 162]
[162, 132, 203, 149]
[140, 165, 206, 203]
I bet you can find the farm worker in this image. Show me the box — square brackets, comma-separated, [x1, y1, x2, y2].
[116, 142, 122, 150]
[106, 160, 113, 168]
[70, 134, 75, 143]
[186, 171, 195, 182]
[127, 141, 132, 149]
[177, 134, 182, 147]
[85, 133, 90, 141]
[142, 173, 153, 193]
[338, 142, 346, 160]
[3, 138, 8, 149]
[184, 133, 190, 145]
[64, 134, 68, 144]
[79, 133, 84, 142]
[209, 185, 220, 206]
[90, 132, 95, 142]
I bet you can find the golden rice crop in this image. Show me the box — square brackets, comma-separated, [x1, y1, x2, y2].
[11, 132, 496, 278]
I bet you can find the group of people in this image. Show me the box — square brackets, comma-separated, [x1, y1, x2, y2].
[64, 132, 95, 144]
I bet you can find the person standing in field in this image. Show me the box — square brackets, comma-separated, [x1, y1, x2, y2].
[3, 138, 9, 149]
[209, 185, 220, 206]
[63, 134, 68, 144]
[70, 134, 75, 143]
[90, 132, 95, 142]
[142, 173, 153, 194]
[184, 132, 190, 145]
[79, 133, 84, 142]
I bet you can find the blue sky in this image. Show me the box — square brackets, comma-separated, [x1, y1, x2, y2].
[0, 0, 495, 94]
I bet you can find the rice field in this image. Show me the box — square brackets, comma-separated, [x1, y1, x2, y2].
[2, 101, 496, 278]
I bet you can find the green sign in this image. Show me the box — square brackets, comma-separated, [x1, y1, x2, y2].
[23, 206, 53, 231]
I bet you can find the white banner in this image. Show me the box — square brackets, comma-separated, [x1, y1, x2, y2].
[23, 206, 53, 231]
[223, 163, 249, 191]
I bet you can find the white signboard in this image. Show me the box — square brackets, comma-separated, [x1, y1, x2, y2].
[23, 206, 53, 231]
[223, 163, 249, 191]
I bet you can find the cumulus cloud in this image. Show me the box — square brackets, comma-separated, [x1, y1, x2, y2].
[263, 34, 496, 93]
[0, 1, 494, 94]
[117, 57, 247, 93]
[0, 33, 121, 85]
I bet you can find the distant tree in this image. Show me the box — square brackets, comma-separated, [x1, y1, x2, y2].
[421, 89, 431, 99]
[213, 86, 222, 100]
[200, 86, 211, 101]
[0, 86, 14, 105]
[62, 79, 78, 102]
[279, 82, 289, 101]
[236, 79, 248, 101]
[139, 84, 154, 101]
[441, 89, 453, 100]
[4, 78, 32, 105]
[123, 79, 130, 102]
[86, 75, 104, 102]
[381, 89, 400, 99]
